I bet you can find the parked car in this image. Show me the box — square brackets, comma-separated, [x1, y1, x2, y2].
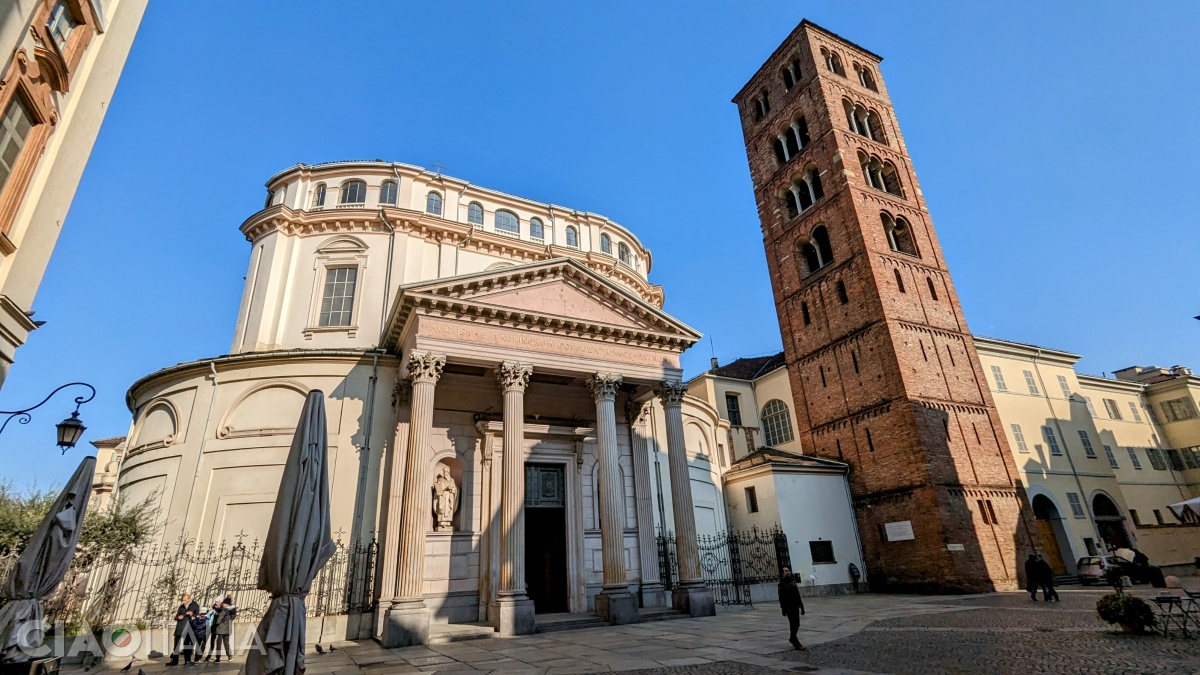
[1102, 554, 1166, 587]
[1077, 556, 1105, 584]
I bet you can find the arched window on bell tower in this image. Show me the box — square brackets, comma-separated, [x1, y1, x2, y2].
[798, 225, 834, 277]
[882, 213, 919, 257]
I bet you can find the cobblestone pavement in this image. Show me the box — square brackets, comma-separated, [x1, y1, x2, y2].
[65, 585, 1200, 675]
[778, 589, 1200, 675]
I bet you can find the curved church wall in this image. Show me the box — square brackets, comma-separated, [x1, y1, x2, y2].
[122, 351, 401, 547]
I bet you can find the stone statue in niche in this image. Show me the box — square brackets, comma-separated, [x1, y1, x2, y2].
[432, 466, 458, 532]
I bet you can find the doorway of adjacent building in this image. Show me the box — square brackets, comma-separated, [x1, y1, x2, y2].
[525, 463, 568, 613]
[1092, 493, 1132, 550]
[1031, 494, 1071, 574]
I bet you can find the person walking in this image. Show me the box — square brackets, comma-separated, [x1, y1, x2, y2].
[1024, 553, 1040, 601]
[778, 566, 806, 651]
[1035, 554, 1060, 602]
[167, 593, 201, 666]
[204, 595, 236, 663]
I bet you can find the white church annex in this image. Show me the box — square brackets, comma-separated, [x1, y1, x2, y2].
[118, 161, 751, 645]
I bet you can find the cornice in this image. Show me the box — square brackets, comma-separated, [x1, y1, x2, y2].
[239, 206, 665, 308]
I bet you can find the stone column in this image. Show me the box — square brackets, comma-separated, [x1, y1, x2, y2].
[375, 378, 412, 638]
[626, 399, 665, 608]
[657, 381, 716, 617]
[492, 361, 535, 635]
[384, 351, 445, 647]
[589, 373, 638, 624]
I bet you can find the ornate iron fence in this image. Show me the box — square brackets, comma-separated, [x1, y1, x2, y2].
[657, 525, 791, 606]
[0, 532, 377, 629]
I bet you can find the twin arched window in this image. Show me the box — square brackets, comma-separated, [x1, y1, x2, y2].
[467, 202, 484, 225]
[600, 233, 613, 255]
[530, 217, 545, 240]
[859, 152, 903, 196]
[773, 115, 810, 165]
[856, 64, 878, 91]
[339, 180, 366, 205]
[379, 180, 397, 205]
[882, 213, 918, 257]
[798, 225, 834, 277]
[781, 58, 802, 90]
[311, 183, 327, 208]
[565, 226, 579, 248]
[843, 100, 886, 144]
[753, 90, 770, 121]
[495, 210, 519, 234]
[426, 191, 443, 216]
[761, 399, 795, 447]
[783, 166, 824, 219]
[822, 48, 845, 77]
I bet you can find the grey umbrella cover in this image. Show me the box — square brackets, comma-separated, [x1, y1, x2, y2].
[0, 456, 95, 663]
[241, 392, 335, 675]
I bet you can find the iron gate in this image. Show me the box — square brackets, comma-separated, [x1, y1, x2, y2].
[657, 525, 791, 606]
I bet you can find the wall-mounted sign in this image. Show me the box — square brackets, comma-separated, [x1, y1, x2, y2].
[884, 520, 915, 542]
[946, 544, 965, 551]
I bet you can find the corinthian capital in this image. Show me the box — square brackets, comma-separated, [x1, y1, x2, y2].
[392, 379, 413, 408]
[406, 351, 446, 384]
[625, 399, 651, 426]
[587, 373, 623, 402]
[655, 381, 687, 408]
[496, 361, 533, 393]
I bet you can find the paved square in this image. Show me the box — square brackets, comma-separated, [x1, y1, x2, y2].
[66, 587, 1200, 675]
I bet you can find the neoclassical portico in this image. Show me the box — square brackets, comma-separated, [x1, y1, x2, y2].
[377, 258, 716, 645]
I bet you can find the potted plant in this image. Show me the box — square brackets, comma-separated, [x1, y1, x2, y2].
[1096, 593, 1157, 634]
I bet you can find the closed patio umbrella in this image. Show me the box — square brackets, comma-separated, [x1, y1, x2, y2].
[0, 455, 95, 663]
[241, 391, 335, 675]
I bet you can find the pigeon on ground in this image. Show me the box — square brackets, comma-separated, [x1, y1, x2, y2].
[138, 669, 146, 675]
[328, 645, 336, 652]
[314, 644, 325, 655]
[121, 661, 134, 672]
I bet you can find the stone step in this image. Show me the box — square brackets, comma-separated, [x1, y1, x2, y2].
[428, 622, 496, 644]
[1055, 574, 1081, 586]
[535, 613, 608, 633]
[639, 608, 689, 622]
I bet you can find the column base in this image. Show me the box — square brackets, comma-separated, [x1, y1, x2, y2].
[490, 594, 536, 636]
[595, 590, 639, 624]
[639, 582, 667, 609]
[673, 583, 716, 617]
[374, 599, 392, 640]
[383, 599, 430, 647]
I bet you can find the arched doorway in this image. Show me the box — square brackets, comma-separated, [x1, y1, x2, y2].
[1092, 493, 1132, 551]
[1031, 494, 1071, 574]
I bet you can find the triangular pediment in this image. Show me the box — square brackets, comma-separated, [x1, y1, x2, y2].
[383, 258, 701, 350]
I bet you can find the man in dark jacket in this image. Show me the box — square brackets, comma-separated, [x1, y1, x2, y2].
[167, 593, 201, 666]
[1035, 554, 1059, 602]
[777, 567, 806, 651]
[1024, 553, 1039, 600]
[204, 595, 237, 663]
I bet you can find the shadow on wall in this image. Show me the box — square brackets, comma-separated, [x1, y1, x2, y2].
[854, 402, 1036, 594]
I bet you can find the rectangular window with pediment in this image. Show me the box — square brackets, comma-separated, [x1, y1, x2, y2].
[47, 1, 78, 51]
[0, 98, 32, 194]
[318, 267, 357, 327]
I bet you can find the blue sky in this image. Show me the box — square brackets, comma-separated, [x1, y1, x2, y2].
[2, 1, 1197, 486]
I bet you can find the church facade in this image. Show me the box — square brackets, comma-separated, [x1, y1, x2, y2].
[118, 161, 751, 645]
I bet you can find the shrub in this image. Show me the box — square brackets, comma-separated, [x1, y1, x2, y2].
[1096, 593, 1157, 633]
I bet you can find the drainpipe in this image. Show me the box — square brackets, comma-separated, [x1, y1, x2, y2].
[351, 351, 382, 544]
[377, 210, 396, 348]
[179, 361, 219, 540]
[1031, 350, 1105, 553]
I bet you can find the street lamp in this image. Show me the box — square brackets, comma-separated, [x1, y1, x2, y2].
[0, 382, 96, 453]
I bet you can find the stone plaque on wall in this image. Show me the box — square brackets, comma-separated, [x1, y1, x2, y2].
[884, 520, 915, 542]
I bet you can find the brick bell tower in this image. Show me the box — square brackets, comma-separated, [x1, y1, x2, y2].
[733, 20, 1036, 592]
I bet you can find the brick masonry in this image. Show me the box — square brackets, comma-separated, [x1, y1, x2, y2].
[732, 20, 1037, 591]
